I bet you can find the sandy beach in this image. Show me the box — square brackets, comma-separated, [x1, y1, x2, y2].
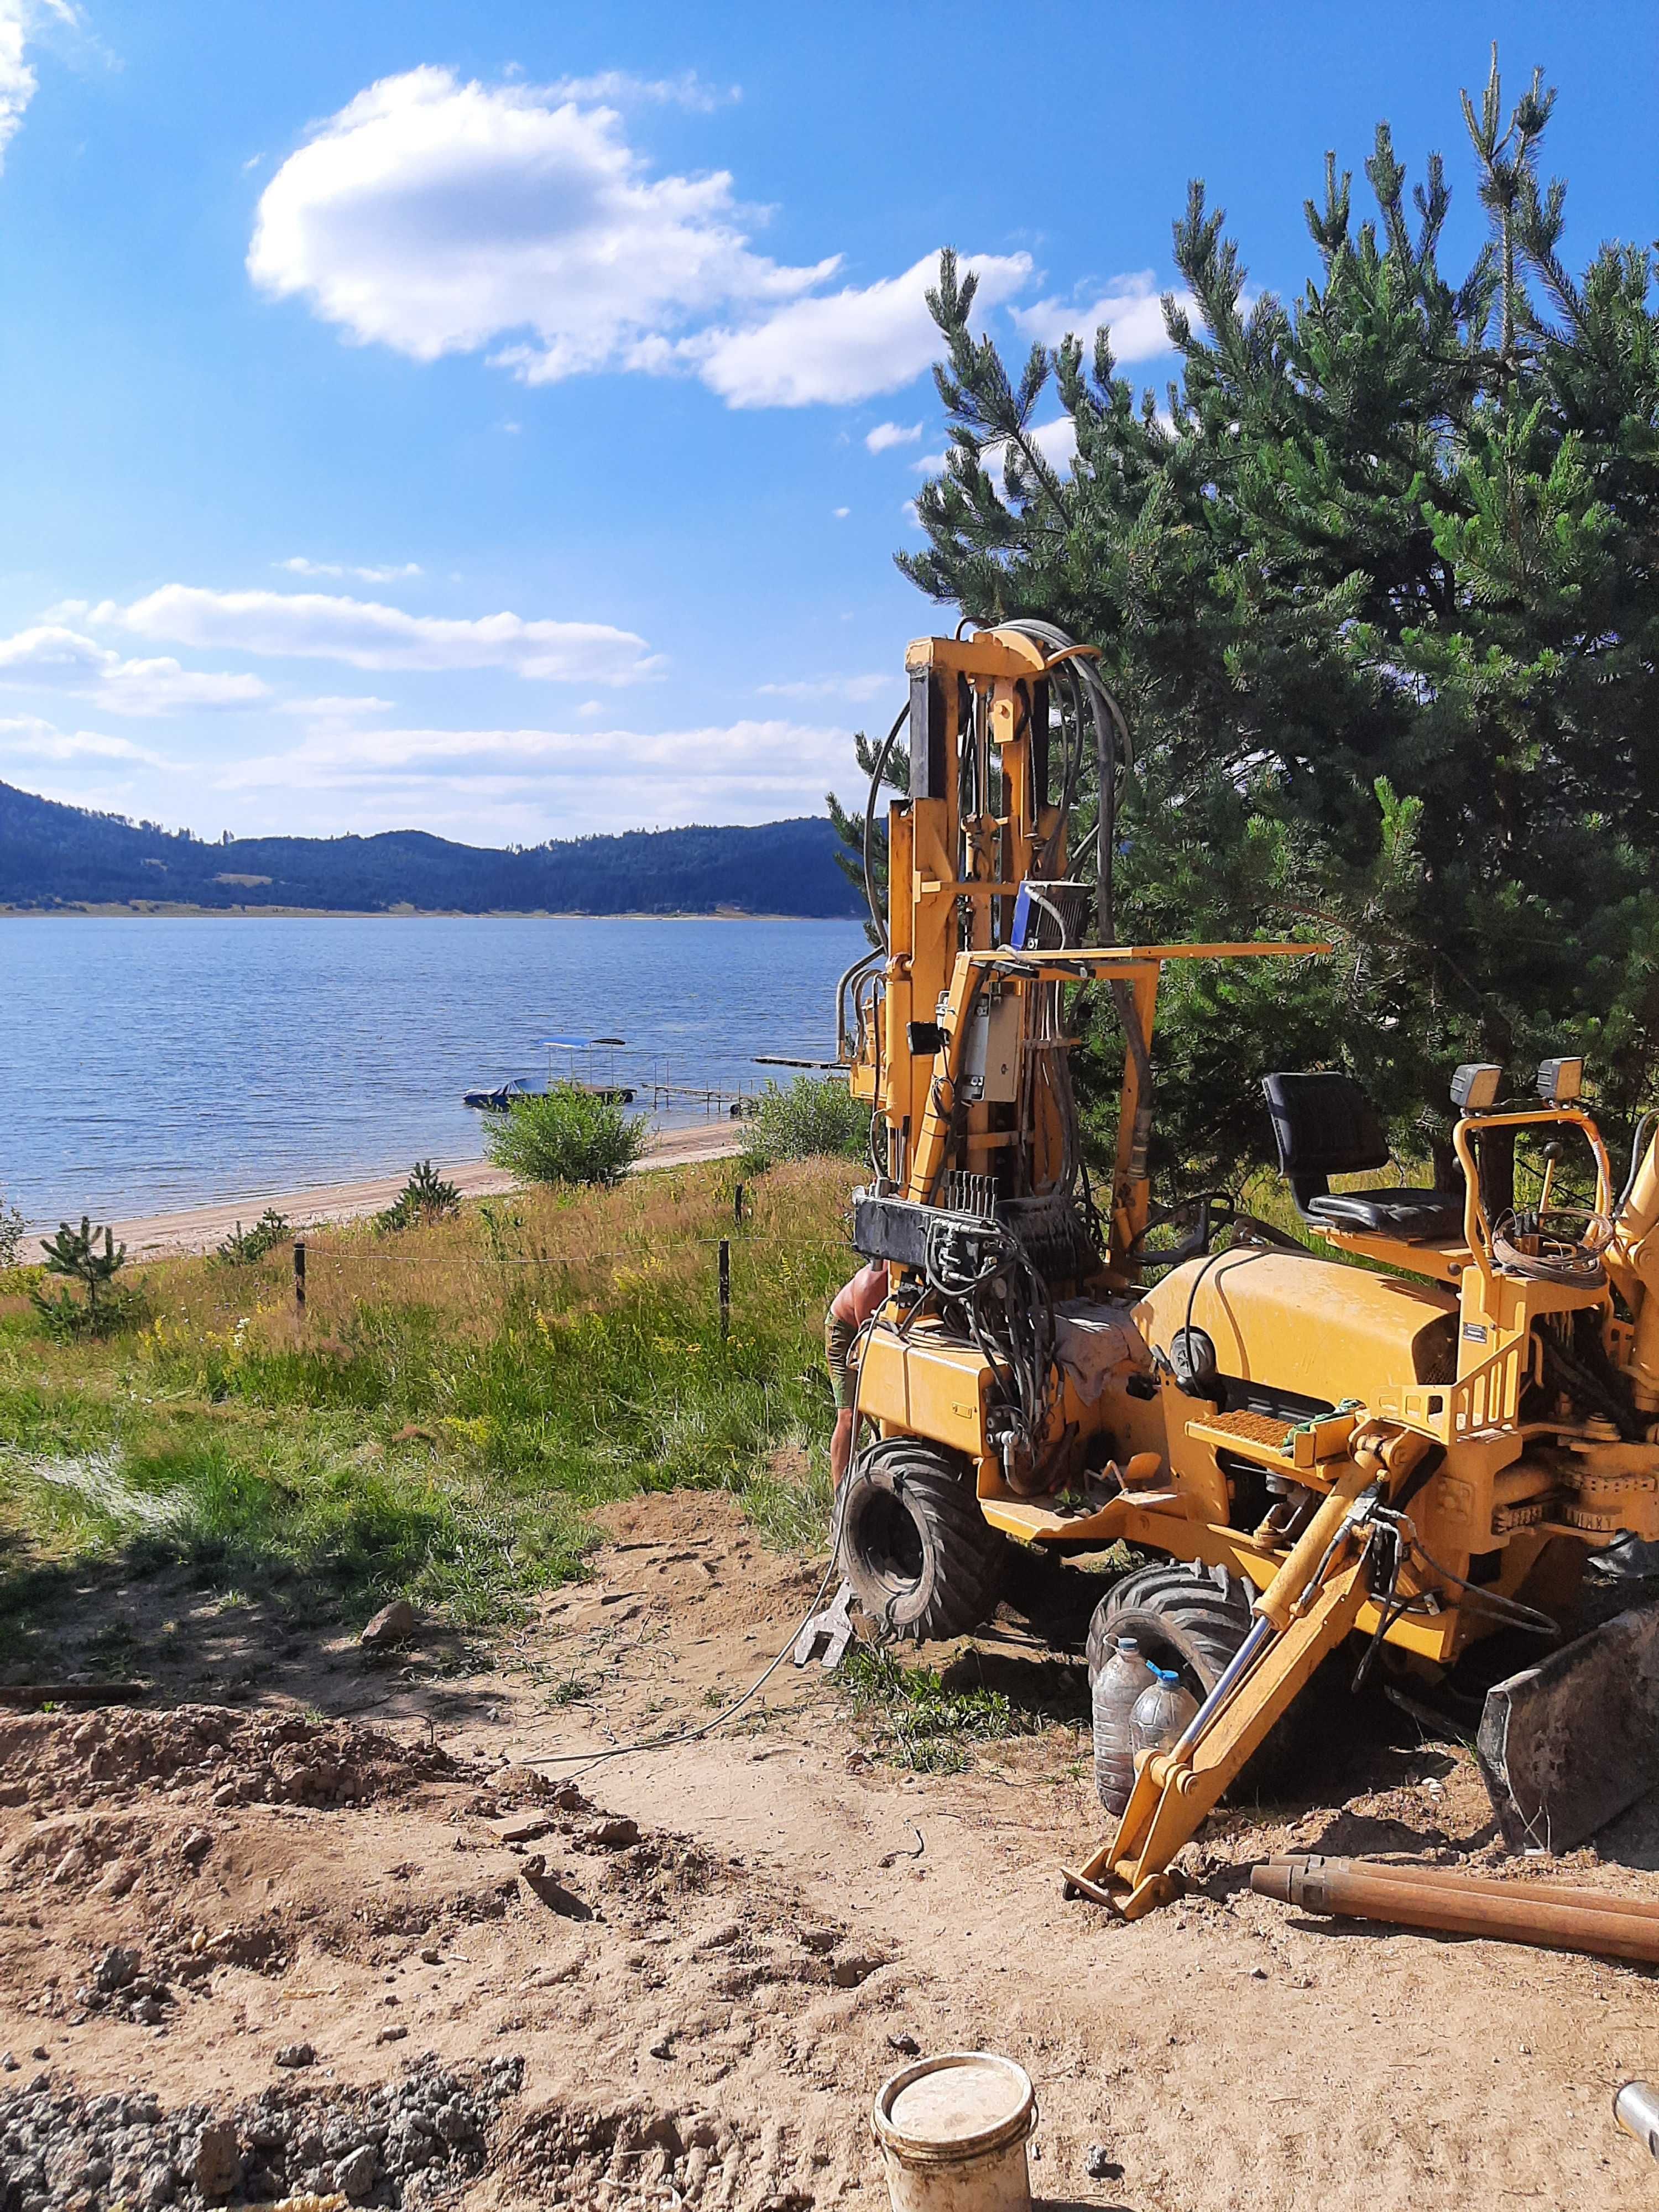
[28, 1119, 744, 1259]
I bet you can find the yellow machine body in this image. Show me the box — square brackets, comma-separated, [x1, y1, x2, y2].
[837, 625, 1659, 1914]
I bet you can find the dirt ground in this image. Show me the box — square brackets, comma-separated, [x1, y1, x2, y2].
[4, 1490, 1659, 2211]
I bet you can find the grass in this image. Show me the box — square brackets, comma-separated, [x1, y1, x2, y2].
[833, 1647, 1045, 1773]
[0, 1154, 862, 1666]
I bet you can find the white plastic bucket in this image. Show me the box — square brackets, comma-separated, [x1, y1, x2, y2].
[871, 2051, 1037, 2212]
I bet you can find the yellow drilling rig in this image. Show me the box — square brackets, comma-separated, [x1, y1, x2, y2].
[831, 620, 1659, 1917]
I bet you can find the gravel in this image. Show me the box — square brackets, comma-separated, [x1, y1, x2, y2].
[0, 2055, 524, 2209]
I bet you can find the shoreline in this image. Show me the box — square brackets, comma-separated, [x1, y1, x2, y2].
[24, 1121, 744, 1260]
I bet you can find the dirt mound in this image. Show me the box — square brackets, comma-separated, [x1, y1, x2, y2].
[0, 1704, 468, 1815]
[0, 2056, 523, 2209]
[501, 2098, 752, 2209]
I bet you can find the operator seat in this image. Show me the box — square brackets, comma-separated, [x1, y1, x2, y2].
[1262, 1071, 1465, 1243]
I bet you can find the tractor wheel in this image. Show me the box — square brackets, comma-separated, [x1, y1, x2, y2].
[837, 1437, 1008, 1642]
[1086, 1559, 1323, 1802]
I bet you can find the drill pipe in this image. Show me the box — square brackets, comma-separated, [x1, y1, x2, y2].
[1251, 1855, 1659, 1965]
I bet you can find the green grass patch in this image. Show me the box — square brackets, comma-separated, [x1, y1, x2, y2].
[833, 1647, 1044, 1773]
[0, 1156, 859, 1665]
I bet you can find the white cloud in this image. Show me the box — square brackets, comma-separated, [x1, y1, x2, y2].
[248, 67, 836, 387]
[0, 713, 174, 768]
[85, 585, 660, 685]
[690, 251, 1031, 408]
[758, 673, 890, 704]
[865, 420, 921, 453]
[912, 450, 947, 474]
[542, 70, 737, 113]
[0, 0, 77, 174]
[832, 506, 849, 519]
[247, 69, 1037, 410]
[277, 556, 424, 583]
[1007, 270, 1190, 362]
[278, 693, 396, 717]
[0, 624, 269, 715]
[212, 716, 853, 837]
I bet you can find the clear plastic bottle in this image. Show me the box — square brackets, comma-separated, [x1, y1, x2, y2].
[1130, 1665, 1201, 1760]
[1092, 1634, 1153, 1815]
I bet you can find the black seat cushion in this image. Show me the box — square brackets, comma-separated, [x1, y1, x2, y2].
[1307, 1190, 1465, 1240]
[1263, 1071, 1391, 1177]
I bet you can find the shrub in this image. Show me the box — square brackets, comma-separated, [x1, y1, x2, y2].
[0, 1187, 25, 1271]
[377, 1160, 463, 1234]
[740, 1076, 869, 1173]
[215, 1207, 292, 1266]
[30, 1215, 142, 1338]
[482, 1085, 649, 1188]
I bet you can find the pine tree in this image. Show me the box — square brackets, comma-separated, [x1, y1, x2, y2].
[834, 50, 1659, 1185]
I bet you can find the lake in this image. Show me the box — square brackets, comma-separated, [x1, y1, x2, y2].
[0, 915, 870, 1224]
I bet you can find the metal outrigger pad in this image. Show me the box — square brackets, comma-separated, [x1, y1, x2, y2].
[792, 1580, 858, 1670]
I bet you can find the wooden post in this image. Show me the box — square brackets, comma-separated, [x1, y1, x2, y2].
[733, 1182, 745, 1226]
[718, 1238, 731, 1340]
[293, 1238, 306, 1315]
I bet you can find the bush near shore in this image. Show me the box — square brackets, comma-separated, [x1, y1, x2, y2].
[0, 1156, 859, 1673]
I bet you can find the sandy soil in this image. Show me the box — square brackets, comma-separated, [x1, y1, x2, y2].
[27, 1125, 743, 1260]
[4, 1491, 1659, 2210]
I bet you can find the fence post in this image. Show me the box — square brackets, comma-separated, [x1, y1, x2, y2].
[718, 1238, 731, 1340]
[733, 1181, 745, 1227]
[293, 1237, 306, 1316]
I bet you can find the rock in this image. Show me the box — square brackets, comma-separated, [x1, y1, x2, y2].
[177, 1828, 213, 1865]
[360, 1599, 417, 1650]
[0, 2050, 15, 2069]
[275, 2041, 315, 2068]
[829, 1952, 884, 1988]
[96, 1943, 141, 1992]
[583, 1815, 639, 1849]
[192, 2120, 241, 2203]
[211, 1782, 239, 1809]
[375, 2025, 408, 2045]
[139, 2163, 177, 2209]
[1086, 2144, 1123, 2181]
[334, 2142, 378, 2200]
[30, 2044, 47, 2059]
[886, 2032, 921, 2057]
[649, 2032, 676, 2059]
[419, 1947, 441, 1965]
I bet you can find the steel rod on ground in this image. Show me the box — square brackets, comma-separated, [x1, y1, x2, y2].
[1253, 1855, 1659, 1964]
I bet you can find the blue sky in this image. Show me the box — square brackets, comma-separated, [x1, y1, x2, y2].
[0, 1, 1652, 844]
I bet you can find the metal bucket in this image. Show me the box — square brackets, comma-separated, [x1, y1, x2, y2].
[871, 2052, 1037, 2212]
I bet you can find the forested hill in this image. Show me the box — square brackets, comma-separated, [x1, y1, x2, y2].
[0, 780, 863, 917]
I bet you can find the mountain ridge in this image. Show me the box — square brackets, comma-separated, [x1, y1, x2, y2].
[0, 780, 863, 917]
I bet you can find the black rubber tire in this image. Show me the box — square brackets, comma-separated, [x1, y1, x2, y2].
[837, 1437, 1008, 1642]
[1086, 1559, 1318, 1802]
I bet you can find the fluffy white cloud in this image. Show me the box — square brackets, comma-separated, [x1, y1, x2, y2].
[0, 624, 269, 715]
[757, 672, 891, 704]
[865, 420, 921, 453]
[691, 252, 1031, 408]
[1007, 270, 1191, 361]
[0, 0, 76, 174]
[0, 713, 174, 768]
[84, 585, 660, 685]
[248, 69, 1037, 409]
[277, 556, 424, 583]
[248, 67, 835, 385]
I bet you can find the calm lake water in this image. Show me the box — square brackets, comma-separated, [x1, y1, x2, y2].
[0, 916, 869, 1224]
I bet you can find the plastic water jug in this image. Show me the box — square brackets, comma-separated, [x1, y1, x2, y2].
[1092, 1634, 1153, 1815]
[1130, 1665, 1200, 1760]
